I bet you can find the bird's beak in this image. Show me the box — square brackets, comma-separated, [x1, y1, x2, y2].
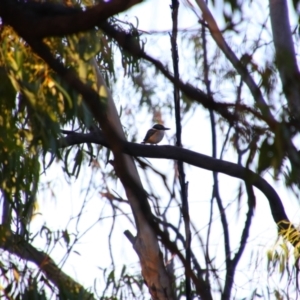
[164, 127, 170, 130]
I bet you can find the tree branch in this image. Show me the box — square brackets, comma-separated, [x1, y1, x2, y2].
[194, 0, 274, 123]
[222, 183, 254, 300]
[0, 0, 143, 39]
[269, 0, 300, 117]
[194, 0, 300, 186]
[98, 22, 277, 129]
[170, 1, 192, 298]
[201, 8, 231, 294]
[0, 226, 95, 300]
[58, 130, 296, 244]
[0, 2, 276, 129]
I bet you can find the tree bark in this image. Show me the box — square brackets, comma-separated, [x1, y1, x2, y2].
[269, 0, 300, 117]
[91, 59, 175, 300]
[0, 226, 95, 300]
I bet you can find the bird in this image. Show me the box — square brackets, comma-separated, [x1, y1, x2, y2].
[141, 124, 170, 145]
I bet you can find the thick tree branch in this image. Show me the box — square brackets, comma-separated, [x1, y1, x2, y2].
[0, 0, 142, 39]
[58, 130, 296, 244]
[269, 0, 300, 117]
[0, 226, 95, 300]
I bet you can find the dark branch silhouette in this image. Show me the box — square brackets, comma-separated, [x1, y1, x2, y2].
[58, 130, 294, 239]
[0, 0, 142, 38]
[0, 226, 95, 300]
[170, 0, 192, 298]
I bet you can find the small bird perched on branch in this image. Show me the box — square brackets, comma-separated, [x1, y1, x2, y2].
[142, 124, 170, 145]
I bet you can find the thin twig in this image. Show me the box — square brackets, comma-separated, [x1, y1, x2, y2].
[201, 8, 231, 292]
[170, 0, 192, 298]
[222, 183, 254, 300]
